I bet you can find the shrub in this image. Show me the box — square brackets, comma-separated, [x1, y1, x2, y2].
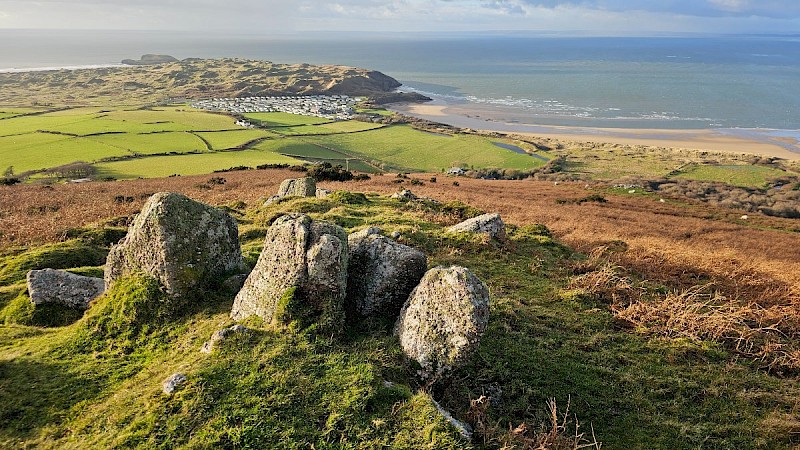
[308, 163, 354, 182]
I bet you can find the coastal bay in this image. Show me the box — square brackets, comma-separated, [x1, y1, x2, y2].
[392, 102, 800, 160]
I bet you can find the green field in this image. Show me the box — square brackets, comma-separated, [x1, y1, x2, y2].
[303, 124, 544, 172]
[242, 112, 332, 127]
[674, 163, 788, 187]
[95, 150, 301, 179]
[0, 134, 128, 173]
[87, 132, 208, 155]
[274, 121, 385, 136]
[0, 107, 46, 119]
[193, 130, 277, 150]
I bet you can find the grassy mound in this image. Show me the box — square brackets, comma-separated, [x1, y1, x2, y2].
[1, 193, 799, 448]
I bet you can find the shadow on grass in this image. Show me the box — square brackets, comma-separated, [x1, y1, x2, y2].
[0, 358, 104, 441]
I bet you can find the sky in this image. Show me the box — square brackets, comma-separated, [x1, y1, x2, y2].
[0, 0, 799, 35]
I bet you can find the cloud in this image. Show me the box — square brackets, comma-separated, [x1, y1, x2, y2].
[0, 0, 798, 32]
[476, 0, 800, 18]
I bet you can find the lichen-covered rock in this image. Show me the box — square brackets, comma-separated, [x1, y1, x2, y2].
[391, 189, 418, 201]
[263, 195, 282, 206]
[447, 213, 506, 240]
[162, 373, 187, 394]
[347, 231, 427, 319]
[200, 324, 249, 353]
[394, 266, 490, 379]
[26, 269, 104, 309]
[278, 177, 317, 198]
[230, 214, 348, 331]
[347, 226, 382, 247]
[104, 192, 244, 297]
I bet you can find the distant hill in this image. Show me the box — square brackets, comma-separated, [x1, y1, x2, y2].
[0, 58, 405, 105]
[121, 54, 180, 65]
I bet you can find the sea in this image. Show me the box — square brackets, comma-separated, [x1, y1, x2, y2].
[2, 29, 799, 140]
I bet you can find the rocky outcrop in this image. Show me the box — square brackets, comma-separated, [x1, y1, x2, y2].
[104, 192, 244, 297]
[347, 228, 427, 319]
[366, 91, 432, 106]
[394, 266, 490, 379]
[448, 213, 506, 240]
[200, 325, 249, 353]
[122, 54, 179, 66]
[230, 214, 348, 330]
[26, 269, 104, 309]
[391, 189, 419, 201]
[278, 177, 317, 198]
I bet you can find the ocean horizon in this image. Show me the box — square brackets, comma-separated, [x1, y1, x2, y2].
[2, 30, 798, 139]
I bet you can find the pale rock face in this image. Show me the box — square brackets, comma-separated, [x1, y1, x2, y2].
[316, 188, 332, 199]
[278, 177, 317, 198]
[162, 373, 187, 394]
[104, 192, 244, 297]
[230, 214, 348, 329]
[394, 266, 490, 379]
[347, 230, 427, 319]
[26, 269, 104, 310]
[390, 189, 418, 201]
[447, 213, 506, 240]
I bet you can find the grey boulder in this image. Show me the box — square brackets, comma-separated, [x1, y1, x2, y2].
[278, 177, 317, 198]
[162, 373, 187, 395]
[347, 229, 427, 319]
[230, 214, 348, 330]
[447, 213, 506, 240]
[26, 269, 104, 310]
[394, 266, 490, 379]
[104, 192, 244, 297]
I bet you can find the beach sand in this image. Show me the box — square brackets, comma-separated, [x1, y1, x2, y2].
[392, 103, 800, 161]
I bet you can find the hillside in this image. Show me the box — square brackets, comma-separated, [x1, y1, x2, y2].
[1, 169, 799, 448]
[0, 58, 403, 105]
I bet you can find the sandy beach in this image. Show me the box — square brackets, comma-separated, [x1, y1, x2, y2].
[392, 103, 800, 161]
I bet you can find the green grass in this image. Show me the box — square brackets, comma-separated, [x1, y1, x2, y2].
[242, 112, 333, 127]
[1, 195, 799, 448]
[254, 139, 344, 159]
[103, 108, 238, 131]
[192, 130, 277, 150]
[355, 107, 394, 117]
[674, 163, 788, 187]
[86, 132, 208, 155]
[303, 125, 543, 172]
[0, 134, 128, 173]
[95, 150, 302, 179]
[274, 121, 385, 136]
[0, 107, 46, 119]
[0, 114, 100, 137]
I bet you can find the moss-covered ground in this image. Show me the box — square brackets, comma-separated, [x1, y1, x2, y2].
[1, 193, 799, 448]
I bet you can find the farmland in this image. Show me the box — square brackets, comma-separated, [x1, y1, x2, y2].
[0, 106, 548, 178]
